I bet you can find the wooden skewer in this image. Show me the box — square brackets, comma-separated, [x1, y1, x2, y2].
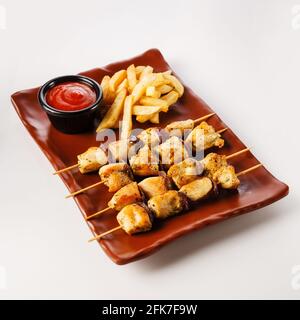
[88, 225, 122, 242]
[65, 181, 104, 199]
[193, 112, 215, 124]
[226, 148, 250, 160]
[86, 206, 112, 220]
[53, 164, 79, 175]
[237, 164, 263, 177]
[217, 128, 228, 134]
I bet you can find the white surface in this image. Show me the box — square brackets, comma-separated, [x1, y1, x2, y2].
[0, 0, 299, 299]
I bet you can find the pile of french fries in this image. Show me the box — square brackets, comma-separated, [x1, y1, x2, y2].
[96, 65, 184, 139]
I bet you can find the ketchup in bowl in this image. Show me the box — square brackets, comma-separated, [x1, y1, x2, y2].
[38, 75, 102, 134]
[46, 82, 97, 111]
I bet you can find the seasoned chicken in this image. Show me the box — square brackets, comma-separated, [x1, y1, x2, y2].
[77, 147, 108, 174]
[201, 153, 227, 179]
[137, 127, 161, 147]
[165, 119, 194, 137]
[179, 177, 215, 202]
[213, 165, 240, 189]
[129, 145, 160, 176]
[99, 163, 134, 192]
[117, 203, 152, 235]
[108, 182, 143, 211]
[148, 190, 189, 219]
[167, 158, 204, 189]
[157, 136, 189, 169]
[186, 121, 224, 151]
[138, 174, 172, 199]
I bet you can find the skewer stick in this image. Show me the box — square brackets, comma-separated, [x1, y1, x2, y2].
[193, 113, 215, 124]
[237, 164, 263, 177]
[53, 164, 79, 175]
[86, 206, 112, 220]
[88, 225, 122, 242]
[65, 181, 104, 199]
[226, 148, 250, 160]
[217, 127, 228, 134]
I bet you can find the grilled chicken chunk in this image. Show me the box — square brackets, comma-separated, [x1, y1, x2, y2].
[165, 119, 194, 137]
[148, 190, 189, 219]
[213, 165, 240, 189]
[99, 163, 134, 192]
[157, 136, 189, 170]
[167, 158, 204, 189]
[186, 121, 224, 151]
[201, 152, 227, 179]
[77, 147, 108, 174]
[117, 203, 153, 235]
[129, 145, 160, 176]
[137, 127, 161, 146]
[179, 177, 216, 202]
[138, 174, 172, 199]
[108, 182, 143, 211]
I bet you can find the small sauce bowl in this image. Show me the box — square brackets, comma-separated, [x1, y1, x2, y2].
[38, 75, 103, 134]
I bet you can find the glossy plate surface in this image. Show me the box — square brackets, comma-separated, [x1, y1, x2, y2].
[11, 49, 289, 264]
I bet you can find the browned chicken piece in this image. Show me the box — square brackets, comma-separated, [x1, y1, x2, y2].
[165, 119, 194, 137]
[179, 177, 216, 202]
[167, 158, 204, 189]
[201, 152, 227, 179]
[148, 190, 189, 219]
[129, 145, 160, 176]
[157, 136, 190, 170]
[137, 127, 161, 146]
[108, 182, 143, 211]
[138, 173, 173, 199]
[213, 165, 240, 189]
[117, 203, 153, 235]
[77, 147, 108, 174]
[186, 121, 224, 151]
[99, 163, 134, 192]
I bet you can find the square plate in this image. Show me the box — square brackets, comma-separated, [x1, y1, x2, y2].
[11, 48, 289, 264]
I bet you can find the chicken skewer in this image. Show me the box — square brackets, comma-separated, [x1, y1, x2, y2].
[65, 126, 229, 198]
[86, 173, 172, 220]
[86, 148, 249, 220]
[88, 163, 263, 242]
[53, 113, 216, 175]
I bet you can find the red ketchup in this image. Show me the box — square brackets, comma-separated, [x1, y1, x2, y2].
[46, 82, 97, 111]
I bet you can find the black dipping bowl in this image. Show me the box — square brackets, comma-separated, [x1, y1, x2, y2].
[38, 75, 103, 134]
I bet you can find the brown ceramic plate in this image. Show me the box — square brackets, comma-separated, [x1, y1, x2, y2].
[11, 48, 288, 264]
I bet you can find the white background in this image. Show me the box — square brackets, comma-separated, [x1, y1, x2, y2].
[0, 0, 299, 299]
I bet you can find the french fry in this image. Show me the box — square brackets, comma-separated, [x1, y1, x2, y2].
[109, 70, 127, 92]
[131, 74, 156, 104]
[116, 78, 128, 94]
[132, 105, 161, 116]
[161, 90, 179, 108]
[149, 112, 160, 124]
[139, 66, 153, 80]
[135, 66, 145, 78]
[152, 73, 166, 87]
[101, 75, 115, 104]
[163, 74, 184, 97]
[139, 97, 168, 112]
[96, 88, 127, 132]
[157, 84, 173, 95]
[146, 86, 161, 98]
[162, 70, 172, 76]
[136, 114, 154, 123]
[127, 64, 137, 93]
[121, 95, 133, 140]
